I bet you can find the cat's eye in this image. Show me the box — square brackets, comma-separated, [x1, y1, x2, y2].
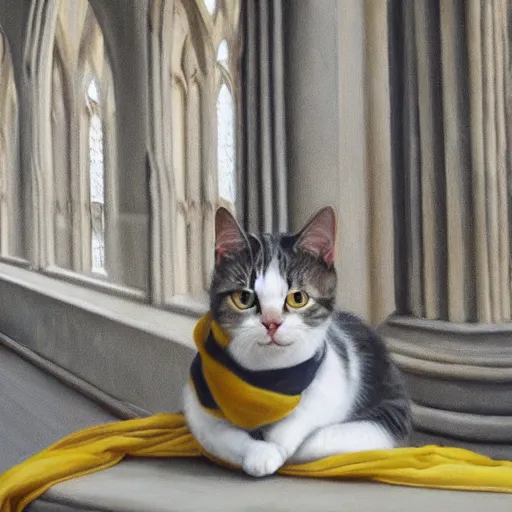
[286, 290, 309, 309]
[230, 289, 256, 310]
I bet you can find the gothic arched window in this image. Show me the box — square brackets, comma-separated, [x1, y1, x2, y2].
[156, 0, 241, 303]
[50, 0, 115, 280]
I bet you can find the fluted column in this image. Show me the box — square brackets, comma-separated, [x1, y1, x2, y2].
[391, 0, 511, 324]
[384, 0, 512, 457]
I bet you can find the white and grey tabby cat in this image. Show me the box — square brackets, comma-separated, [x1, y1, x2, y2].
[184, 206, 411, 477]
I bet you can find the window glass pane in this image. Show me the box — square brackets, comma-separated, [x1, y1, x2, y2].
[204, 0, 216, 15]
[217, 40, 228, 64]
[88, 100, 106, 274]
[87, 79, 100, 103]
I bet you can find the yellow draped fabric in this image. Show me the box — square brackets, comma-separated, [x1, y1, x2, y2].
[1, 413, 512, 512]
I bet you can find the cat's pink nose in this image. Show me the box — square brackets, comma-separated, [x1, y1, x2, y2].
[261, 311, 282, 336]
[262, 320, 282, 336]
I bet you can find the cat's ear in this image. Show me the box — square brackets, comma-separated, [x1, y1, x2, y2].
[215, 207, 248, 262]
[294, 206, 337, 264]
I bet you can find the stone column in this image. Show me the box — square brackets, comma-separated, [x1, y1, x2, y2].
[284, 0, 396, 324]
[383, 0, 512, 458]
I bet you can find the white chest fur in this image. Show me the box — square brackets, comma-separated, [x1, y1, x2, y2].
[262, 336, 360, 451]
[293, 340, 357, 424]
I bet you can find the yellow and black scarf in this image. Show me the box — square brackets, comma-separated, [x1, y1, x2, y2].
[190, 313, 326, 429]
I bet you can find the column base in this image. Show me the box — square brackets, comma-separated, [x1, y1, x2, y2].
[379, 316, 512, 459]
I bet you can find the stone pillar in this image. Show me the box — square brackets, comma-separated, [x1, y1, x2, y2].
[383, 0, 512, 458]
[284, 0, 395, 324]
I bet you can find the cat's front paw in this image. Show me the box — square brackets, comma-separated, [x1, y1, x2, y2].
[242, 441, 286, 477]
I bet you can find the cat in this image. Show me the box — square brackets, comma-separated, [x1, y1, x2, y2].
[183, 206, 411, 477]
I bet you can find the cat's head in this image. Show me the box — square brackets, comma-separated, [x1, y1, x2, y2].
[210, 206, 337, 371]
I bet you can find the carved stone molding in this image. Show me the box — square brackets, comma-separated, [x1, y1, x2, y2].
[380, 317, 512, 455]
[383, 316, 512, 367]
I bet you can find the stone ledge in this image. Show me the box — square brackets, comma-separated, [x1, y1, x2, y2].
[0, 263, 197, 413]
[34, 458, 512, 512]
